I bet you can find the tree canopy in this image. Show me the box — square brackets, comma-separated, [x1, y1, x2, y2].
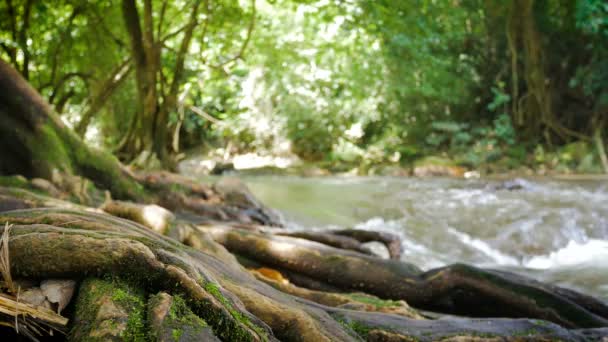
[1, 0, 607, 173]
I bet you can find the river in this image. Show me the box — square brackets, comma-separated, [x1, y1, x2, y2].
[201, 174, 608, 300]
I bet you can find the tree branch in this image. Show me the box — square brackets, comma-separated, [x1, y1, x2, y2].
[122, 0, 147, 70]
[156, 0, 168, 39]
[18, 0, 34, 80]
[206, 0, 256, 69]
[54, 90, 76, 114]
[75, 58, 133, 136]
[48, 72, 91, 104]
[48, 5, 83, 90]
[189, 106, 220, 124]
[159, 24, 189, 44]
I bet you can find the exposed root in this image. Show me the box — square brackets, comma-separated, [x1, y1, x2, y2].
[0, 187, 607, 341]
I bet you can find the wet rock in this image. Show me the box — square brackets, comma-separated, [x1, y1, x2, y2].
[486, 178, 530, 191]
[213, 177, 261, 208]
[213, 177, 283, 226]
[210, 161, 235, 175]
[300, 166, 330, 177]
[148, 292, 219, 342]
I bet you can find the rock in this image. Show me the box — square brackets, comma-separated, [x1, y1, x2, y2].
[213, 177, 260, 208]
[300, 166, 330, 177]
[213, 177, 283, 226]
[210, 161, 235, 175]
[148, 292, 219, 342]
[486, 178, 530, 191]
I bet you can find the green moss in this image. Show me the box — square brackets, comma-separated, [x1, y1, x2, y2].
[0, 175, 30, 189]
[172, 328, 183, 341]
[334, 315, 372, 339]
[70, 277, 148, 342]
[345, 293, 400, 308]
[168, 295, 208, 330]
[111, 287, 147, 342]
[29, 123, 74, 176]
[201, 281, 269, 341]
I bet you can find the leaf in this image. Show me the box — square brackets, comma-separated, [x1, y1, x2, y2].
[41, 279, 76, 313]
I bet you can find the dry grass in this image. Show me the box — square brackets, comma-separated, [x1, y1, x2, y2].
[0, 222, 15, 294]
[0, 222, 69, 341]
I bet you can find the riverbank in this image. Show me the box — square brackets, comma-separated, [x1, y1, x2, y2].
[179, 151, 608, 182]
[1, 172, 608, 341]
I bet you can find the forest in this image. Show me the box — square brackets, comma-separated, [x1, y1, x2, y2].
[1, 0, 607, 175]
[0, 0, 607, 341]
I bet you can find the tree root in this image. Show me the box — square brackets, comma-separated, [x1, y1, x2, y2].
[0, 189, 607, 341]
[204, 224, 608, 329]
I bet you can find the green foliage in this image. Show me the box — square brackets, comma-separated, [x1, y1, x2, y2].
[1, 0, 606, 173]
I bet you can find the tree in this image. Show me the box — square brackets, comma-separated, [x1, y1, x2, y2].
[118, 0, 256, 168]
[1, 60, 608, 341]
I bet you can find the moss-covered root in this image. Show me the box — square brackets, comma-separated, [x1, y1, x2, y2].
[148, 292, 220, 342]
[250, 268, 423, 319]
[0, 212, 270, 341]
[0, 60, 146, 201]
[329, 310, 606, 342]
[206, 225, 608, 329]
[69, 278, 147, 341]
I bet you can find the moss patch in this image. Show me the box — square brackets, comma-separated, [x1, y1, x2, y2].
[70, 277, 148, 342]
[0, 175, 30, 189]
[202, 281, 268, 341]
[345, 292, 401, 308]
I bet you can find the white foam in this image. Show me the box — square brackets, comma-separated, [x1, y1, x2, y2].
[525, 239, 608, 269]
[447, 228, 520, 266]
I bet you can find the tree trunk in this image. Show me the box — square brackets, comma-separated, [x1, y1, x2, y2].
[0, 59, 143, 200]
[120, 0, 159, 164]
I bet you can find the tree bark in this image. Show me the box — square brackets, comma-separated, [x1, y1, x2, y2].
[0, 59, 143, 200]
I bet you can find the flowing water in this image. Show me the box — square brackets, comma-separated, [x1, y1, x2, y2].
[203, 174, 608, 300]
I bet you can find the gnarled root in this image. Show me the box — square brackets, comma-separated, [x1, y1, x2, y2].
[0, 190, 607, 341]
[204, 224, 608, 329]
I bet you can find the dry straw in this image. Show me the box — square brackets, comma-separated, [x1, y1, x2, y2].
[0, 222, 69, 341]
